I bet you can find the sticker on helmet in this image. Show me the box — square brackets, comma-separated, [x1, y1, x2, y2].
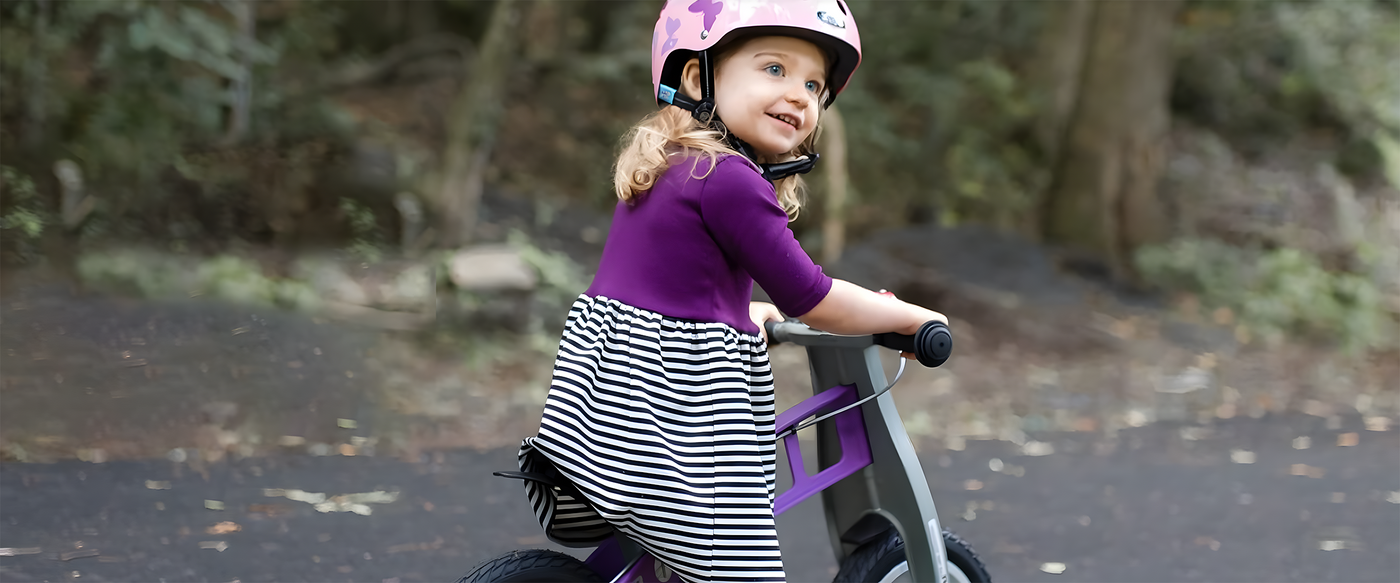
[689, 0, 723, 35]
[662, 17, 681, 53]
[817, 10, 846, 29]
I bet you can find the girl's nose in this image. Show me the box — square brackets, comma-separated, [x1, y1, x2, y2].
[785, 84, 812, 109]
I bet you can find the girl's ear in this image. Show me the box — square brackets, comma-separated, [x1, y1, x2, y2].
[680, 57, 702, 101]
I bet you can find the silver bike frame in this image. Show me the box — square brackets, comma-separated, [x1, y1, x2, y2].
[774, 322, 949, 583]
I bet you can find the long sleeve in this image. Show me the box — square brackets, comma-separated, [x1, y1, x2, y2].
[699, 157, 833, 316]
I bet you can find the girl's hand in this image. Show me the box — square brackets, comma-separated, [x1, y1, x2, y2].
[749, 301, 784, 342]
[878, 290, 947, 360]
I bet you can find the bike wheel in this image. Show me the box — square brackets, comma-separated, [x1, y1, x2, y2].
[460, 549, 604, 583]
[833, 528, 991, 583]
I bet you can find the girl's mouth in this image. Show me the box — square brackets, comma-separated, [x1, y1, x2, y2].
[767, 113, 798, 129]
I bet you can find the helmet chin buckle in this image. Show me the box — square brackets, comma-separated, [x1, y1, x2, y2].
[692, 100, 716, 125]
[758, 153, 820, 182]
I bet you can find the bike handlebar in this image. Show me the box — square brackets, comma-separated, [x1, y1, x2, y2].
[764, 320, 953, 368]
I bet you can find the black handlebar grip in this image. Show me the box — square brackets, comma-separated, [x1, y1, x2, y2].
[873, 321, 953, 368]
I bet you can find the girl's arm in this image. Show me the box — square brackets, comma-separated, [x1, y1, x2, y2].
[796, 279, 946, 336]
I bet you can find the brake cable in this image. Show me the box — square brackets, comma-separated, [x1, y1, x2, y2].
[775, 354, 907, 440]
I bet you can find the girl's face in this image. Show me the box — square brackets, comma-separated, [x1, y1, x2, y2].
[684, 36, 828, 159]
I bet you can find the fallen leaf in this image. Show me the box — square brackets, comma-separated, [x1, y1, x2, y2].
[1363, 416, 1392, 432]
[1229, 449, 1256, 464]
[204, 500, 225, 511]
[1022, 441, 1054, 456]
[1337, 433, 1359, 447]
[248, 504, 292, 516]
[1040, 562, 1067, 574]
[963, 480, 983, 491]
[1290, 464, 1326, 478]
[206, 522, 241, 535]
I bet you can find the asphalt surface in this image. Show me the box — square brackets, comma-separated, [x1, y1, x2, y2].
[2, 413, 1397, 583]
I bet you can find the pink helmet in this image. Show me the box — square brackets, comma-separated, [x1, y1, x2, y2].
[651, 0, 863, 110]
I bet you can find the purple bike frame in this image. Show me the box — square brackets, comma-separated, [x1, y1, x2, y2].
[583, 384, 873, 583]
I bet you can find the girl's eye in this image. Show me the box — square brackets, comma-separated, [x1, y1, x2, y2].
[806, 81, 821, 93]
[766, 64, 784, 77]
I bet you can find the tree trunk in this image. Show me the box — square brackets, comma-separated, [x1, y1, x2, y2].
[820, 105, 849, 265]
[1027, 0, 1095, 172]
[24, 0, 49, 148]
[1041, 0, 1181, 282]
[434, 0, 519, 248]
[220, 0, 256, 145]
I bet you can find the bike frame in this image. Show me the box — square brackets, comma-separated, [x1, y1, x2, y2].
[580, 322, 949, 583]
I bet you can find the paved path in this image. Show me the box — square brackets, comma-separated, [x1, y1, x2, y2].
[2, 414, 1396, 583]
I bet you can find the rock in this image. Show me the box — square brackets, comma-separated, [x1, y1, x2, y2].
[448, 246, 537, 291]
[376, 264, 434, 310]
[294, 257, 371, 305]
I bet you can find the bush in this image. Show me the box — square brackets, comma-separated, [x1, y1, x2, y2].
[1136, 238, 1394, 351]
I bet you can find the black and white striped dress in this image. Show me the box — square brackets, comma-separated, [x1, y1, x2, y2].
[519, 294, 783, 582]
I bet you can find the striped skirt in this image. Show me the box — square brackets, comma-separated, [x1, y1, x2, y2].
[520, 294, 783, 583]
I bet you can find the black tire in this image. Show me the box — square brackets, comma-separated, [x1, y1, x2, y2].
[460, 549, 604, 583]
[833, 528, 991, 583]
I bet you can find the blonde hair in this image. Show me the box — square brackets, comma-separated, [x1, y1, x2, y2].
[612, 106, 819, 219]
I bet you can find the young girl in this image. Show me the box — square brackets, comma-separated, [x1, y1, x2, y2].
[518, 2, 946, 581]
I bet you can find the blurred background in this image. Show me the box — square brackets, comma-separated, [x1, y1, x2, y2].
[0, 1, 1397, 582]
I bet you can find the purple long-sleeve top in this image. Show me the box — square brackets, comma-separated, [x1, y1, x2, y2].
[585, 154, 833, 335]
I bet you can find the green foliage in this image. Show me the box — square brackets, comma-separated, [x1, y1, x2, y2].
[0, 0, 347, 242]
[0, 165, 49, 263]
[76, 248, 319, 310]
[340, 197, 386, 262]
[0, 166, 45, 240]
[1275, 1, 1400, 189]
[834, 1, 1046, 228]
[1174, 0, 1400, 186]
[1136, 238, 1393, 351]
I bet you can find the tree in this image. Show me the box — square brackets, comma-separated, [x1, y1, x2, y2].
[432, 0, 520, 248]
[820, 105, 849, 265]
[1038, 0, 1183, 281]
